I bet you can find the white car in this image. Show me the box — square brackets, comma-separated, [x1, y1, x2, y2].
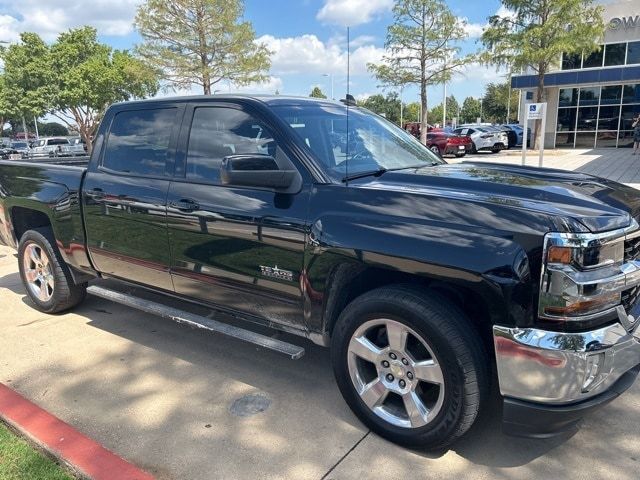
[27, 137, 70, 158]
[453, 126, 508, 154]
[59, 137, 87, 157]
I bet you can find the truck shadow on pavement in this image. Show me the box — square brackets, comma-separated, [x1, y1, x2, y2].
[2, 277, 639, 479]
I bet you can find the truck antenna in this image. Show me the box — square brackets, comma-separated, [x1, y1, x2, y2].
[346, 26, 350, 186]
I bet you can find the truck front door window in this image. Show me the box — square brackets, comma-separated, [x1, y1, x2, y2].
[186, 107, 279, 183]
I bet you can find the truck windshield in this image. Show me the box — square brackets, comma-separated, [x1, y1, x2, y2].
[272, 104, 443, 181]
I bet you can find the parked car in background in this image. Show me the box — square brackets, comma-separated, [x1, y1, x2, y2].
[426, 131, 471, 158]
[10, 141, 31, 159]
[27, 137, 70, 158]
[453, 125, 508, 153]
[59, 137, 87, 157]
[493, 125, 517, 149]
[502, 124, 532, 147]
[0, 145, 19, 160]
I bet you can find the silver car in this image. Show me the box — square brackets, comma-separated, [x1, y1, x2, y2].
[59, 137, 87, 157]
[28, 137, 70, 158]
[453, 126, 508, 154]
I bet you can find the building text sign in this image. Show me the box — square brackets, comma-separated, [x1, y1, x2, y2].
[609, 16, 639, 31]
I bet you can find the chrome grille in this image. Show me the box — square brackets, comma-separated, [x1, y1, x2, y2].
[624, 235, 640, 262]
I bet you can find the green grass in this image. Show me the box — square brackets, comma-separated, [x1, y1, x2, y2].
[0, 422, 74, 480]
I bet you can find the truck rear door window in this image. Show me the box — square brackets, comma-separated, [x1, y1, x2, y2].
[103, 108, 176, 176]
[186, 107, 278, 183]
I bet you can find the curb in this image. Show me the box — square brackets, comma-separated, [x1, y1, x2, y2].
[0, 383, 154, 480]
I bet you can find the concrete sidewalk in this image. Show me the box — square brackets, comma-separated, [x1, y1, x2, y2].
[1, 245, 639, 480]
[452, 148, 640, 189]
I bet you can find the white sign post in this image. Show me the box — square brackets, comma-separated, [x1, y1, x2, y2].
[521, 102, 546, 167]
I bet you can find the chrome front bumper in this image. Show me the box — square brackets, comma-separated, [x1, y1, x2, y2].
[493, 318, 640, 404]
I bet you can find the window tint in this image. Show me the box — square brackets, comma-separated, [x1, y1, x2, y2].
[559, 88, 578, 107]
[583, 49, 603, 68]
[48, 139, 69, 145]
[186, 107, 278, 183]
[103, 108, 176, 175]
[604, 43, 626, 66]
[627, 41, 640, 65]
[561, 52, 581, 70]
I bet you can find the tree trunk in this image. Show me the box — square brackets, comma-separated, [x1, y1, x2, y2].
[532, 69, 546, 150]
[420, 80, 428, 145]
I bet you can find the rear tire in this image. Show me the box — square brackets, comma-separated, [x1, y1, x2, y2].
[331, 285, 489, 449]
[470, 142, 477, 154]
[429, 145, 442, 157]
[18, 228, 87, 314]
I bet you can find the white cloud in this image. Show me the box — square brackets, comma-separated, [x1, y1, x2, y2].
[462, 20, 486, 39]
[317, 0, 393, 27]
[257, 34, 384, 76]
[0, 0, 139, 41]
[454, 62, 509, 83]
[231, 76, 284, 94]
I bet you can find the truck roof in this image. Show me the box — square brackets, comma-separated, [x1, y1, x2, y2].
[112, 94, 341, 108]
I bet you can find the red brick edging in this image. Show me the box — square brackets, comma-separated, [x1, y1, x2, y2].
[0, 383, 154, 480]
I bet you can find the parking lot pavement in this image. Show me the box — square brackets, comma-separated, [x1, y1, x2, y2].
[1, 244, 640, 480]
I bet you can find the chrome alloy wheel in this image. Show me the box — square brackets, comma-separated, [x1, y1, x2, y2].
[347, 318, 445, 428]
[23, 243, 54, 302]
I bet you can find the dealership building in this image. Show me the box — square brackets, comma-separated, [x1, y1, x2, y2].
[512, 1, 640, 148]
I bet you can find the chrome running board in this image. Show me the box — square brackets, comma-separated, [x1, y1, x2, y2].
[87, 285, 305, 360]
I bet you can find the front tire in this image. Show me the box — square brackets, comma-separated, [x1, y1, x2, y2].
[18, 228, 87, 313]
[331, 285, 488, 449]
[429, 145, 442, 157]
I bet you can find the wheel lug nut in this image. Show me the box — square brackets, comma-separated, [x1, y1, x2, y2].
[389, 352, 397, 360]
[399, 380, 406, 388]
[382, 360, 390, 368]
[386, 374, 394, 382]
[402, 358, 409, 365]
[407, 372, 413, 380]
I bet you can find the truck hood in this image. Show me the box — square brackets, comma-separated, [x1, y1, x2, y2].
[358, 162, 640, 233]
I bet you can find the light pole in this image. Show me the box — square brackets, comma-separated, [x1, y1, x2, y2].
[322, 73, 334, 100]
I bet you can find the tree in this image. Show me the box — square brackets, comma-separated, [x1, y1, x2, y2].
[404, 102, 421, 122]
[135, 0, 271, 95]
[37, 121, 69, 136]
[481, 0, 605, 146]
[482, 82, 519, 123]
[368, 0, 475, 144]
[0, 33, 53, 133]
[358, 92, 402, 125]
[309, 86, 327, 99]
[429, 95, 460, 125]
[460, 97, 481, 123]
[49, 27, 159, 153]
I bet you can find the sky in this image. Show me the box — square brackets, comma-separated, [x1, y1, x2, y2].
[0, 0, 511, 116]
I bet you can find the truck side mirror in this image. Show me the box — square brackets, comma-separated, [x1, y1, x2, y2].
[220, 154, 299, 190]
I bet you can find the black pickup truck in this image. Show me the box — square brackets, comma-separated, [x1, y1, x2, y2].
[1, 95, 640, 448]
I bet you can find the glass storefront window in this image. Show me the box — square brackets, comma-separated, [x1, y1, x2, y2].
[583, 49, 603, 68]
[579, 87, 600, 106]
[555, 132, 575, 148]
[623, 84, 640, 104]
[562, 52, 582, 70]
[600, 85, 622, 105]
[604, 43, 626, 66]
[598, 106, 621, 130]
[621, 104, 640, 130]
[557, 108, 577, 131]
[628, 41, 640, 65]
[619, 132, 636, 148]
[575, 132, 596, 148]
[559, 88, 579, 106]
[576, 107, 598, 131]
[596, 131, 619, 148]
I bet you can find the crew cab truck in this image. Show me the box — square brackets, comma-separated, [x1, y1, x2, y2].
[1, 95, 640, 448]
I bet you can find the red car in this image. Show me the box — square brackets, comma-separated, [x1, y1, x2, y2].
[403, 123, 470, 158]
[426, 131, 471, 158]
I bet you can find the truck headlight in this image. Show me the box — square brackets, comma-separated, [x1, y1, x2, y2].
[539, 226, 638, 325]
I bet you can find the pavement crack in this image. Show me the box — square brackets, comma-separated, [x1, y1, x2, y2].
[320, 430, 370, 480]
